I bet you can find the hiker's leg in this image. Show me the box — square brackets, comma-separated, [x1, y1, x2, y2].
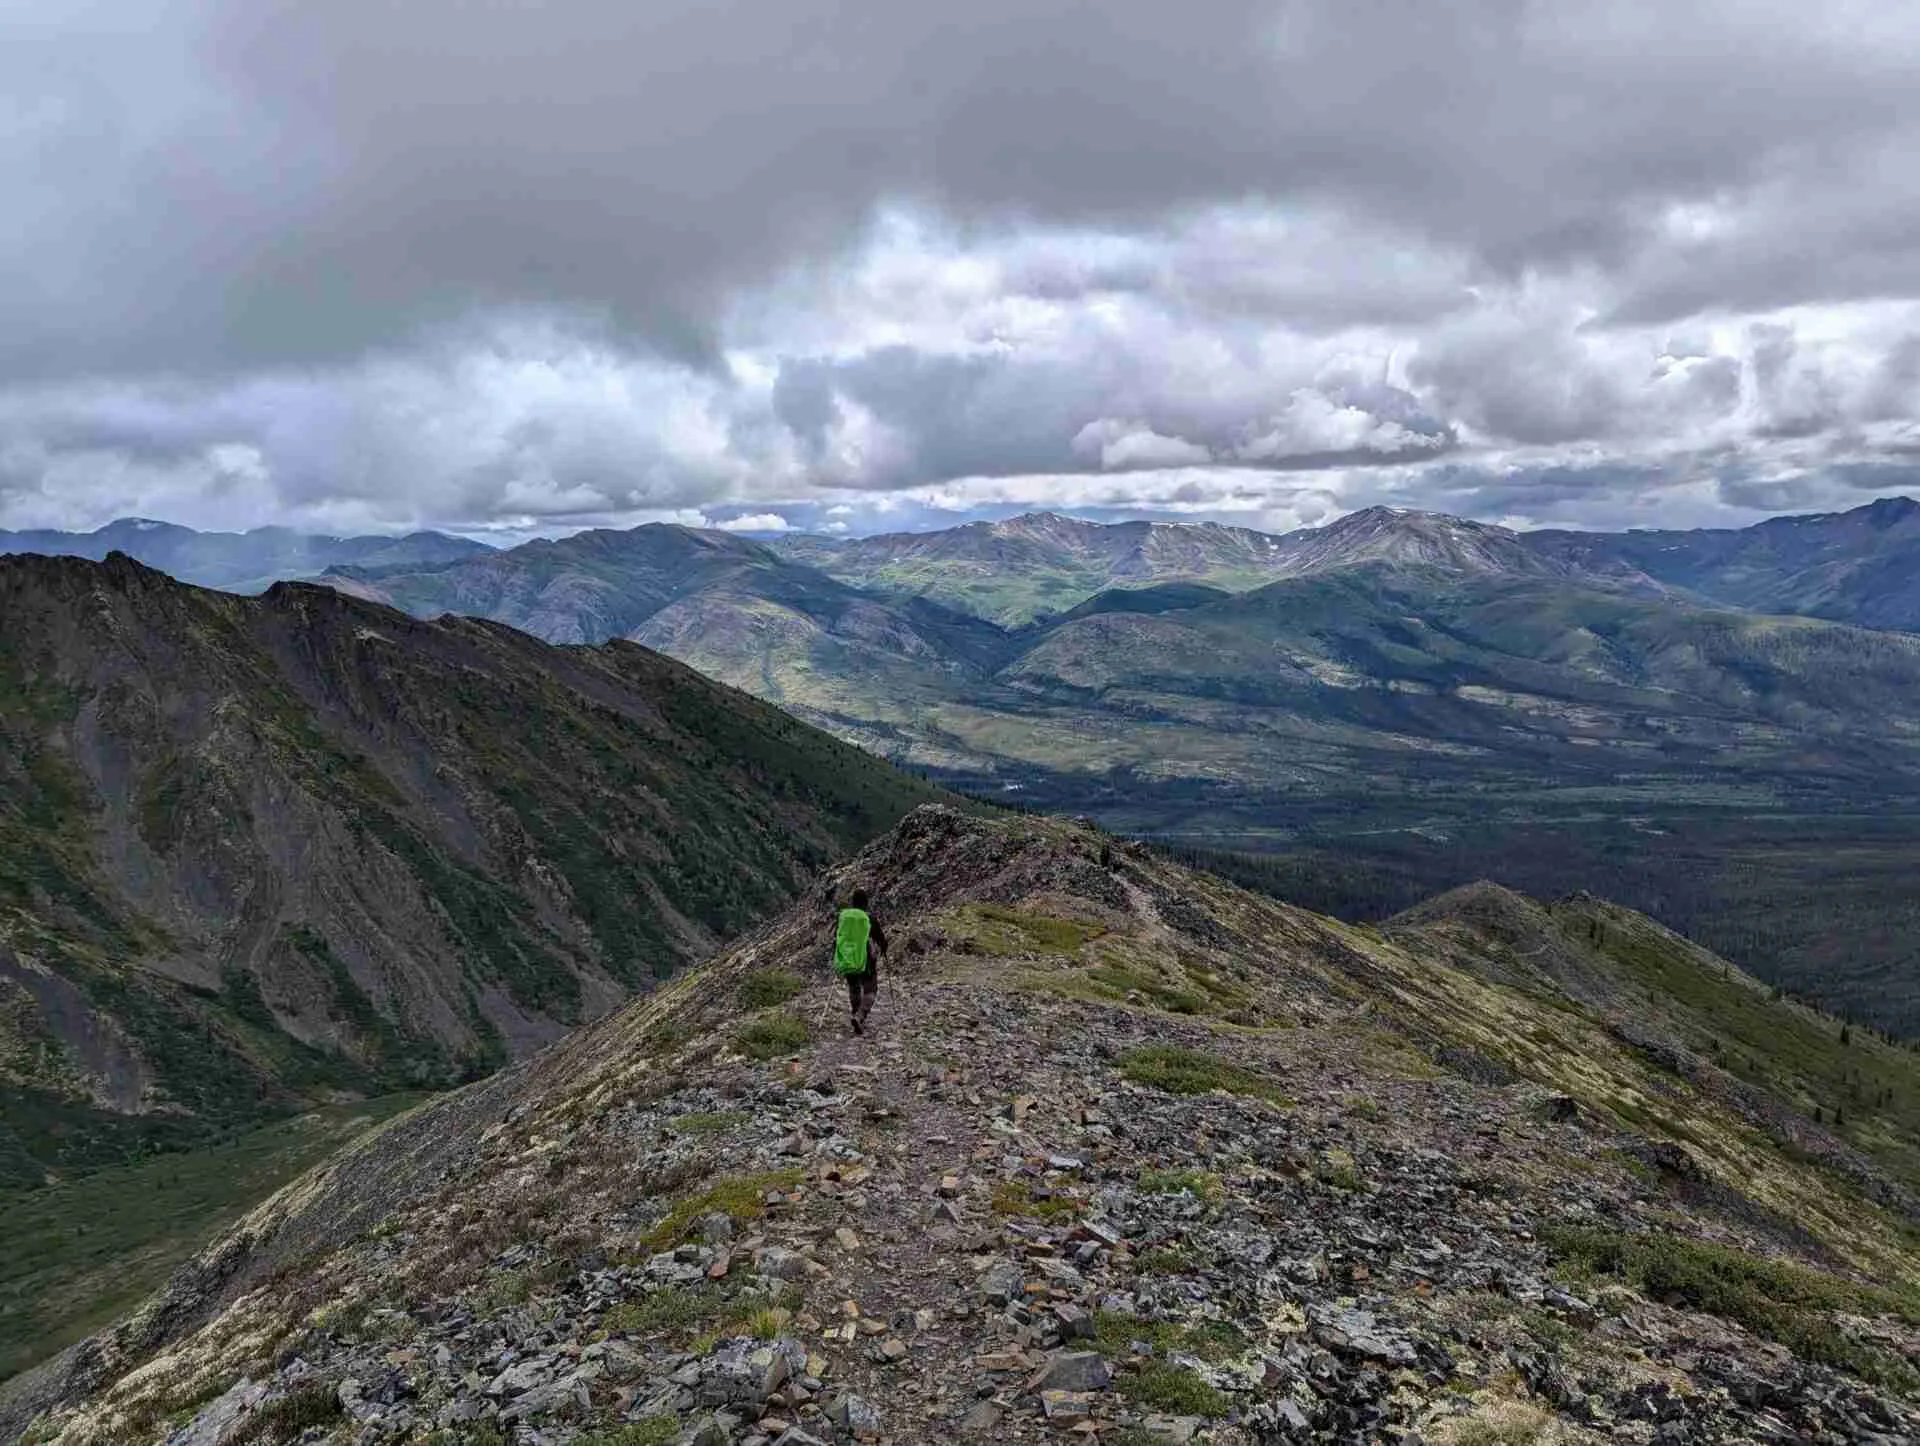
[856, 959, 879, 1022]
[846, 974, 862, 1016]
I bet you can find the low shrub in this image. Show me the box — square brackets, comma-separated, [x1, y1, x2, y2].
[1119, 1045, 1290, 1105]
[739, 971, 805, 1008]
[735, 1014, 809, 1060]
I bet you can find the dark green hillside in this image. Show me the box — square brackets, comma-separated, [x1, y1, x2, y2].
[1056, 580, 1238, 620]
[0, 552, 947, 1182]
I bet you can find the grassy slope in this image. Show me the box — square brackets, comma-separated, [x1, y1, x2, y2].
[1557, 896, 1920, 1187]
[0, 1095, 429, 1381]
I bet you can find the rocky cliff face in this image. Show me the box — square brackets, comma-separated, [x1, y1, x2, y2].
[0, 553, 945, 1180]
[12, 808, 1918, 1444]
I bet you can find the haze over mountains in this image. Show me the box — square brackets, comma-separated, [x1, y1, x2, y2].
[0, 519, 492, 595]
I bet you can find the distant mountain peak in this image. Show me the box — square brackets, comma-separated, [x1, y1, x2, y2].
[1269, 502, 1558, 578]
[1862, 495, 1920, 525]
[987, 510, 1116, 537]
[97, 515, 194, 536]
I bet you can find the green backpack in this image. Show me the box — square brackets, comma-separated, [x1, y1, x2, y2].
[832, 907, 872, 976]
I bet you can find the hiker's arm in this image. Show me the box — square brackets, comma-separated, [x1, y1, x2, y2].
[870, 918, 889, 959]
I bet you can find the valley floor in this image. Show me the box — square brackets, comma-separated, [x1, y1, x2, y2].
[0, 1094, 429, 1383]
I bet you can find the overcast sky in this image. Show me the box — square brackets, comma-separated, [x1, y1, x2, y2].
[6, 0, 1920, 540]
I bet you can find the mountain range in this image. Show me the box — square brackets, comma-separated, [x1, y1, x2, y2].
[0, 519, 492, 594]
[1532, 495, 1920, 632]
[320, 499, 1920, 779]
[10, 807, 1920, 1438]
[307, 498, 1920, 1033]
[25, 493, 1920, 631]
[12, 500, 1920, 1032]
[772, 496, 1920, 629]
[0, 553, 942, 1185]
[774, 505, 1628, 624]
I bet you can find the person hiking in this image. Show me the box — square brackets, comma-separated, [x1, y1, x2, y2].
[832, 888, 888, 1035]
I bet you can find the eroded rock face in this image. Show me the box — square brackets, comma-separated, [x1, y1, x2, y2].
[15, 808, 1920, 1445]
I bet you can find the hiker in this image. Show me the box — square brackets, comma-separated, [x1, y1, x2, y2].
[832, 888, 888, 1034]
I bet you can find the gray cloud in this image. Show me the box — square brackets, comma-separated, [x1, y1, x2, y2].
[5, 2, 1920, 535]
[8, 0, 1920, 375]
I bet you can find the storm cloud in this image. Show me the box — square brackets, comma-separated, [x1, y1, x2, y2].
[5, 0, 1920, 535]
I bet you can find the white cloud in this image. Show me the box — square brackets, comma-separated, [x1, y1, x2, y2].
[712, 512, 791, 532]
[1071, 419, 1213, 470]
[1232, 390, 1449, 462]
[4, 210, 1920, 538]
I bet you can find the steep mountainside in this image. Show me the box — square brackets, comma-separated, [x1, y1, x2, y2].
[1532, 496, 1920, 630]
[0, 520, 489, 593]
[11, 808, 1920, 1443]
[327, 527, 822, 645]
[0, 553, 945, 1184]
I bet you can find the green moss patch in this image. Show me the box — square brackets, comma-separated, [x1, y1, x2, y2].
[946, 902, 1106, 957]
[1138, 1167, 1220, 1200]
[1116, 1359, 1231, 1416]
[989, 1179, 1084, 1220]
[638, 1169, 804, 1254]
[226, 1385, 343, 1446]
[574, 1422, 679, 1446]
[1119, 1045, 1290, 1105]
[1093, 1308, 1247, 1364]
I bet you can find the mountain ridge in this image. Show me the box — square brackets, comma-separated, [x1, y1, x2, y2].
[9, 805, 1920, 1442]
[16, 495, 1920, 630]
[299, 514, 1920, 1037]
[16, 505, 1920, 1033]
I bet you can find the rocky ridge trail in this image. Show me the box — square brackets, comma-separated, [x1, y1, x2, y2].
[11, 807, 1920, 1445]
